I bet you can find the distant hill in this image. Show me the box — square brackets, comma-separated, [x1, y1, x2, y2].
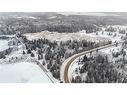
[0, 12, 127, 35]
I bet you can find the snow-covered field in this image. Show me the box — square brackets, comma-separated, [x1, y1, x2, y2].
[48, 16, 57, 19]
[110, 25, 127, 30]
[24, 28, 126, 44]
[0, 62, 52, 83]
[0, 40, 9, 51]
[85, 30, 125, 43]
[24, 30, 110, 43]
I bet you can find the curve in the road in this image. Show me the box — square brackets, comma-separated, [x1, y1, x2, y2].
[63, 41, 123, 83]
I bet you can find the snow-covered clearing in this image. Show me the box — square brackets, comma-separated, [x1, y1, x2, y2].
[17, 16, 37, 19]
[24, 30, 110, 43]
[110, 25, 127, 30]
[48, 16, 57, 19]
[0, 62, 52, 83]
[100, 45, 122, 55]
[0, 40, 9, 51]
[24, 28, 125, 44]
[84, 30, 123, 43]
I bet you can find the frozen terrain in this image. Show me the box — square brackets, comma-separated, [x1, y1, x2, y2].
[24, 30, 110, 43]
[0, 62, 52, 83]
[0, 40, 9, 51]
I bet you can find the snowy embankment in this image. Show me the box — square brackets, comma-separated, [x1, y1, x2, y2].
[0, 62, 52, 83]
[68, 56, 82, 82]
[0, 40, 9, 52]
[60, 56, 73, 81]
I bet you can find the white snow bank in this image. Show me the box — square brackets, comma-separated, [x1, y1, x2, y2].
[0, 40, 9, 51]
[0, 62, 52, 83]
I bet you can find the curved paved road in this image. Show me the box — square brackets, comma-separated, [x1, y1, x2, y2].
[63, 42, 123, 83]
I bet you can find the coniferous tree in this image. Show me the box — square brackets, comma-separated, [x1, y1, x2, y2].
[23, 50, 26, 54]
[42, 61, 45, 66]
[27, 49, 31, 54]
[31, 52, 35, 57]
[38, 55, 41, 60]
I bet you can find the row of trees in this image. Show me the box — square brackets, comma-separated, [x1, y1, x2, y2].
[105, 26, 117, 32]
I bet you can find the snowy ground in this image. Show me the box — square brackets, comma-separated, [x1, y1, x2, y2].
[48, 16, 57, 19]
[0, 62, 52, 83]
[0, 36, 56, 83]
[24, 30, 110, 43]
[0, 40, 9, 51]
[24, 28, 126, 44]
[100, 45, 122, 55]
[84, 30, 124, 43]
